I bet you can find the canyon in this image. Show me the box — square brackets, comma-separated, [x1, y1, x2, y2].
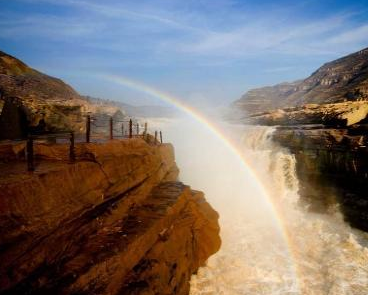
[2, 44, 368, 294]
[0, 50, 221, 294]
[234, 47, 368, 231]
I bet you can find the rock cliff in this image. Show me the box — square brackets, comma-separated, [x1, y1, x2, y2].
[0, 139, 221, 294]
[273, 126, 368, 231]
[233, 47, 368, 232]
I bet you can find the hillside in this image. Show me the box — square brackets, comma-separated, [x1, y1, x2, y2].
[0, 51, 125, 134]
[84, 96, 177, 118]
[233, 47, 368, 126]
[0, 51, 80, 102]
[235, 47, 368, 112]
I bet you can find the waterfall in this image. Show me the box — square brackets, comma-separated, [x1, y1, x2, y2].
[147, 116, 368, 294]
[190, 124, 368, 295]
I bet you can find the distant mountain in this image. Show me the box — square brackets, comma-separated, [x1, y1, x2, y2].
[84, 96, 177, 118]
[233, 47, 368, 126]
[235, 48, 368, 113]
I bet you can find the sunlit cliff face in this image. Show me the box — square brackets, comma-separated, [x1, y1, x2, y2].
[147, 113, 368, 295]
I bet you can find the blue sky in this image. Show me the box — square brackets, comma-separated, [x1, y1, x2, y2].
[1, 0, 368, 106]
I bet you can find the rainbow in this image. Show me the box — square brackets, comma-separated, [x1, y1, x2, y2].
[102, 73, 302, 293]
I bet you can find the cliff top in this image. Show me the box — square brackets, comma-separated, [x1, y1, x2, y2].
[0, 50, 35, 76]
[0, 50, 80, 101]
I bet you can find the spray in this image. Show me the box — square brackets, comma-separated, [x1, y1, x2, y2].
[149, 115, 368, 295]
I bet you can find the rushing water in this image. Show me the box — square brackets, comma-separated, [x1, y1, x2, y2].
[147, 116, 368, 295]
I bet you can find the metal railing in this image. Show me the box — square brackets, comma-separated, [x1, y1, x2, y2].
[26, 131, 76, 171]
[23, 116, 163, 172]
[86, 116, 145, 141]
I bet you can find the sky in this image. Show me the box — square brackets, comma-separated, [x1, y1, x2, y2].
[1, 0, 368, 106]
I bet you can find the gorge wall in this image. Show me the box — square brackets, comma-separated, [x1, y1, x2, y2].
[273, 126, 368, 231]
[0, 139, 221, 295]
[233, 47, 368, 232]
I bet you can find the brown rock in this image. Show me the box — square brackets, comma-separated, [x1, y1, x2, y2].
[0, 139, 220, 295]
[234, 47, 368, 114]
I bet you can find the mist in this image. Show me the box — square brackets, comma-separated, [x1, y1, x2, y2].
[145, 111, 368, 295]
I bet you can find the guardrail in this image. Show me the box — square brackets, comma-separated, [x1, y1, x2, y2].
[26, 131, 76, 171]
[24, 116, 163, 172]
[86, 116, 145, 141]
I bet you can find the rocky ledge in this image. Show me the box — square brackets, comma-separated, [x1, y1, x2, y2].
[273, 125, 368, 231]
[243, 101, 368, 127]
[0, 139, 220, 295]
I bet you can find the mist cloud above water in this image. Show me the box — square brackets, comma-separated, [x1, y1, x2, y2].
[148, 114, 368, 294]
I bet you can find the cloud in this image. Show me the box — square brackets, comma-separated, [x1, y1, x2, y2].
[0, 10, 105, 40]
[2, 0, 368, 82]
[177, 13, 358, 57]
[15, 0, 205, 33]
[327, 24, 368, 45]
[3, 0, 368, 60]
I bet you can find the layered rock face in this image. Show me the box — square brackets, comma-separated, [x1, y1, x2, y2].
[273, 126, 368, 230]
[243, 101, 368, 126]
[0, 139, 220, 294]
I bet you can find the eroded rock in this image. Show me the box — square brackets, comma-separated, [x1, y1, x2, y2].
[273, 126, 368, 230]
[0, 139, 220, 295]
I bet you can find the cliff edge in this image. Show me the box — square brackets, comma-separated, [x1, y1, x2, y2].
[0, 139, 221, 294]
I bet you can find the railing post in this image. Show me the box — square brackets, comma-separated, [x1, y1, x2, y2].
[69, 132, 75, 162]
[144, 122, 147, 135]
[122, 123, 124, 137]
[155, 131, 158, 144]
[160, 131, 163, 144]
[86, 115, 91, 143]
[109, 117, 113, 140]
[136, 123, 139, 135]
[129, 119, 133, 138]
[27, 135, 34, 172]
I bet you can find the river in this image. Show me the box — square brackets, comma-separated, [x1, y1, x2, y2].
[147, 115, 368, 295]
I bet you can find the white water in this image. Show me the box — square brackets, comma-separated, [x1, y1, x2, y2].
[147, 116, 368, 295]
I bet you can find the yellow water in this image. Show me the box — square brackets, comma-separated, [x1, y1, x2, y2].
[147, 116, 368, 295]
